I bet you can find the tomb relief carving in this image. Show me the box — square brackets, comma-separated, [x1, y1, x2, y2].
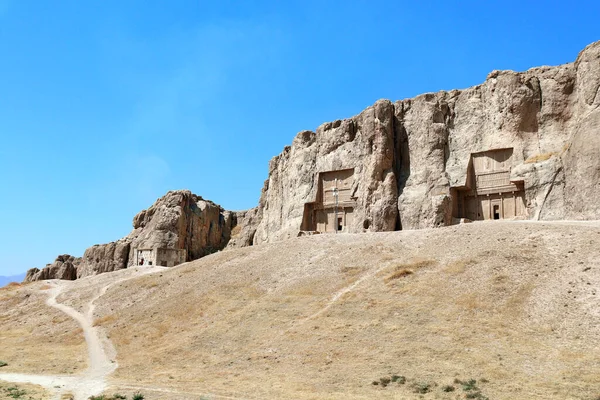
[301, 169, 356, 233]
[452, 148, 526, 221]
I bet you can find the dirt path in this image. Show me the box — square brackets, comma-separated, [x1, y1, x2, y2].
[0, 267, 166, 400]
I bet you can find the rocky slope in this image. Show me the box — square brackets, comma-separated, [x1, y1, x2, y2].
[26, 190, 237, 281]
[251, 40, 600, 243]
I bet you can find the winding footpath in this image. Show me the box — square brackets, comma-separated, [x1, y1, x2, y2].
[0, 267, 166, 400]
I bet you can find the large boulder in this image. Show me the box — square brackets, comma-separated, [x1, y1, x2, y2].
[24, 254, 80, 282]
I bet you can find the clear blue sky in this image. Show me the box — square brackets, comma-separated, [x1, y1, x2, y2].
[0, 0, 598, 275]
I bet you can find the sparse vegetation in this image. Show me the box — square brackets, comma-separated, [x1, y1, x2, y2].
[6, 387, 27, 399]
[92, 314, 117, 327]
[442, 384, 455, 392]
[0, 360, 7, 367]
[412, 382, 432, 394]
[451, 378, 490, 399]
[132, 392, 145, 400]
[88, 394, 144, 400]
[383, 258, 435, 283]
[461, 378, 479, 391]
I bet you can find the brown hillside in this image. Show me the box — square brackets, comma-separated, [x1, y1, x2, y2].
[90, 221, 600, 399]
[1, 221, 599, 399]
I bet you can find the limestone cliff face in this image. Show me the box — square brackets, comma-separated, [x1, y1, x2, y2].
[26, 190, 236, 281]
[250, 41, 600, 241]
[253, 101, 399, 243]
[127, 190, 234, 263]
[76, 240, 131, 278]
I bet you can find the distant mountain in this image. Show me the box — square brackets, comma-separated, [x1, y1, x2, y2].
[0, 273, 26, 287]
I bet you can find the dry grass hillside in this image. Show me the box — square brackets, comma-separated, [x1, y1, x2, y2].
[0, 282, 86, 375]
[2, 221, 600, 400]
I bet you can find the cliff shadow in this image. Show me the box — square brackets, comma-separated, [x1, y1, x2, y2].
[393, 117, 410, 230]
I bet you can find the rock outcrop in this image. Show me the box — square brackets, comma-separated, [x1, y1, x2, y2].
[76, 240, 131, 278]
[26, 190, 238, 281]
[25, 254, 80, 282]
[246, 40, 600, 243]
[226, 207, 261, 248]
[127, 190, 234, 263]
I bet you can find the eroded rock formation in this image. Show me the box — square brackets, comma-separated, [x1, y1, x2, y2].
[26, 190, 237, 281]
[25, 254, 80, 282]
[249, 40, 600, 242]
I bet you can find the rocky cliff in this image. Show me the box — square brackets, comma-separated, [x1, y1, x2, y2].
[26, 190, 237, 281]
[250, 40, 600, 243]
[25, 41, 600, 280]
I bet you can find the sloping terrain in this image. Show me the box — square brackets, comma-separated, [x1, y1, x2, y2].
[0, 282, 86, 376]
[2, 221, 600, 400]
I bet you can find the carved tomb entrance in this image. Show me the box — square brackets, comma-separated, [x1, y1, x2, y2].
[452, 148, 526, 221]
[301, 168, 356, 233]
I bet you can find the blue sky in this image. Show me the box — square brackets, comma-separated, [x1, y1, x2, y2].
[0, 0, 598, 275]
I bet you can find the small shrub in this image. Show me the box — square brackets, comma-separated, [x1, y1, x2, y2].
[113, 395, 127, 400]
[466, 392, 489, 400]
[379, 377, 391, 387]
[442, 385, 455, 392]
[371, 381, 379, 386]
[132, 392, 145, 400]
[480, 378, 489, 383]
[88, 396, 105, 400]
[412, 382, 432, 394]
[462, 379, 479, 391]
[391, 375, 406, 384]
[0, 361, 7, 367]
[6, 387, 27, 399]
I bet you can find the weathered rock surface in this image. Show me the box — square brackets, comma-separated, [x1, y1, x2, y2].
[248, 40, 600, 242]
[226, 207, 261, 248]
[253, 101, 399, 244]
[26, 190, 238, 281]
[25, 254, 80, 282]
[127, 190, 234, 263]
[76, 240, 131, 278]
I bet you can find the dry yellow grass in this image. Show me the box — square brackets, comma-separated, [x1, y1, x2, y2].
[93, 314, 117, 326]
[4, 221, 600, 400]
[0, 282, 87, 375]
[384, 259, 435, 283]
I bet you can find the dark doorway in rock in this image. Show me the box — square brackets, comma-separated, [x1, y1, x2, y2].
[337, 217, 343, 231]
[493, 205, 500, 220]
